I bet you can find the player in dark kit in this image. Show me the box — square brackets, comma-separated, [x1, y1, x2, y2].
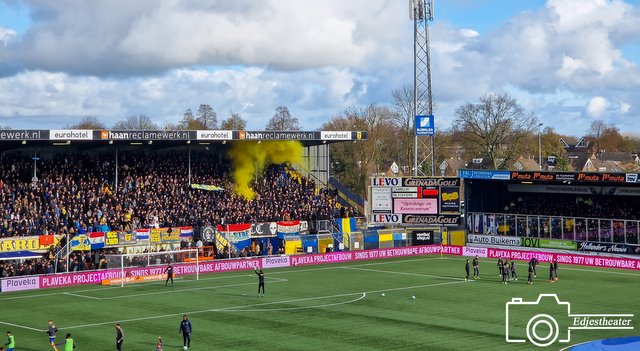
[115, 324, 124, 351]
[165, 264, 174, 287]
[527, 262, 534, 284]
[510, 259, 517, 281]
[255, 267, 265, 297]
[465, 259, 470, 281]
[548, 262, 556, 282]
[472, 255, 479, 279]
[529, 257, 538, 277]
[553, 258, 559, 281]
[497, 257, 504, 277]
[502, 262, 510, 284]
[179, 315, 192, 349]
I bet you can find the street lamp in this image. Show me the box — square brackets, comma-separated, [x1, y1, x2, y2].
[538, 123, 544, 171]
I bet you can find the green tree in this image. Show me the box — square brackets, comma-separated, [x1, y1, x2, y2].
[220, 112, 247, 130]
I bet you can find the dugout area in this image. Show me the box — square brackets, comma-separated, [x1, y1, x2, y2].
[461, 170, 640, 244]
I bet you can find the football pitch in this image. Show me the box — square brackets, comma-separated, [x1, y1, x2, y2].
[1, 256, 638, 350]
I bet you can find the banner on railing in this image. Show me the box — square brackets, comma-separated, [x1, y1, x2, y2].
[576, 241, 640, 255]
[0, 236, 50, 253]
[89, 232, 105, 250]
[217, 224, 251, 243]
[70, 235, 91, 251]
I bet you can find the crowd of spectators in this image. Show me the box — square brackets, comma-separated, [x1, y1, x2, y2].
[498, 193, 639, 220]
[0, 149, 358, 238]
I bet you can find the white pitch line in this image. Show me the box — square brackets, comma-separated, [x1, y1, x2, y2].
[64, 292, 101, 300]
[341, 266, 464, 281]
[218, 293, 367, 312]
[60, 280, 468, 330]
[0, 320, 44, 332]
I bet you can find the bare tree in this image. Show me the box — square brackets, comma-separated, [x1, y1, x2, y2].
[196, 104, 217, 129]
[68, 115, 105, 129]
[265, 106, 300, 131]
[220, 112, 247, 130]
[113, 114, 158, 130]
[453, 94, 537, 169]
[391, 84, 415, 172]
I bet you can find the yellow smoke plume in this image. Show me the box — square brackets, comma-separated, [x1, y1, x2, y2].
[228, 141, 304, 200]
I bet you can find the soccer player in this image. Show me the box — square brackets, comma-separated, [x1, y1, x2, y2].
[5, 331, 14, 351]
[255, 267, 265, 297]
[502, 262, 510, 284]
[164, 264, 174, 287]
[179, 315, 192, 349]
[465, 259, 470, 281]
[497, 257, 504, 277]
[156, 336, 163, 351]
[548, 262, 555, 283]
[63, 333, 75, 351]
[553, 258, 559, 281]
[115, 324, 124, 351]
[47, 320, 59, 351]
[472, 255, 479, 279]
[527, 262, 534, 284]
[510, 259, 517, 281]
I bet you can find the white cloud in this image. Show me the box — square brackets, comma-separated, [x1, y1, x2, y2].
[586, 96, 607, 118]
[0, 27, 17, 46]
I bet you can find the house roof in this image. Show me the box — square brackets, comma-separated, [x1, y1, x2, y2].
[512, 157, 539, 171]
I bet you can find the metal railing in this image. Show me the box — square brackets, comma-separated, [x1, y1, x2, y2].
[467, 212, 640, 245]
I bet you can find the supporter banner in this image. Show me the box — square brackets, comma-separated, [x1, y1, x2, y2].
[250, 222, 278, 236]
[468, 234, 521, 247]
[118, 232, 137, 245]
[0, 236, 41, 253]
[262, 256, 290, 268]
[409, 229, 435, 245]
[180, 227, 194, 237]
[89, 232, 105, 250]
[190, 184, 224, 191]
[521, 237, 577, 250]
[1, 276, 40, 292]
[105, 231, 119, 247]
[150, 229, 166, 244]
[217, 224, 251, 243]
[277, 220, 302, 234]
[576, 241, 640, 255]
[70, 235, 91, 251]
[136, 229, 150, 240]
[39, 235, 55, 247]
[161, 228, 182, 243]
[201, 226, 215, 242]
[486, 248, 640, 270]
[462, 246, 488, 258]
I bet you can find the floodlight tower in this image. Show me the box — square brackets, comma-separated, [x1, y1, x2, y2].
[410, 0, 435, 176]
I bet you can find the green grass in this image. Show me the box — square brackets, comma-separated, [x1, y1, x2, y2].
[1, 256, 639, 350]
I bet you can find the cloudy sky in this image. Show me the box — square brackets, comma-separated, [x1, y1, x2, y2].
[0, 0, 638, 136]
